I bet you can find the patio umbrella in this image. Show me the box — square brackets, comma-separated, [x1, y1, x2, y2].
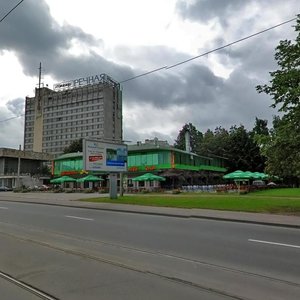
[223, 170, 253, 193]
[132, 173, 166, 182]
[223, 170, 252, 180]
[77, 175, 103, 183]
[252, 172, 269, 180]
[50, 175, 76, 184]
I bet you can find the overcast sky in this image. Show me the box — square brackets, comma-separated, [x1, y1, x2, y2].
[0, 0, 299, 149]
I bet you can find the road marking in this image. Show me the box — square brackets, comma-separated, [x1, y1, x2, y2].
[249, 239, 300, 249]
[0, 206, 8, 209]
[65, 215, 94, 221]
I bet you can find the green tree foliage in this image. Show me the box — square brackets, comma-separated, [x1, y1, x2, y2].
[199, 127, 230, 158]
[260, 116, 300, 179]
[256, 16, 300, 181]
[252, 117, 269, 136]
[174, 123, 203, 154]
[197, 124, 265, 172]
[63, 138, 83, 154]
[174, 123, 265, 173]
[224, 125, 264, 172]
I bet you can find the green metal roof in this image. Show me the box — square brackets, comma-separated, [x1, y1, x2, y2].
[55, 152, 83, 161]
[128, 144, 213, 160]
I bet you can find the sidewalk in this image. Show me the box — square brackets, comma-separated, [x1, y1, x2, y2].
[0, 192, 300, 228]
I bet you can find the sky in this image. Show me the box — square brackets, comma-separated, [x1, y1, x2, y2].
[0, 0, 299, 149]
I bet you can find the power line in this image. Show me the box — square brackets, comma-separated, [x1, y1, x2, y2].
[0, 114, 24, 123]
[120, 66, 167, 84]
[0, 16, 297, 124]
[166, 17, 297, 70]
[0, 0, 25, 24]
[120, 16, 297, 83]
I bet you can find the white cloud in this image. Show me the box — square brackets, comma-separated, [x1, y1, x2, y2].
[0, 51, 36, 103]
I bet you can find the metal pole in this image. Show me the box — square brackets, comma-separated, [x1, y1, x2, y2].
[120, 172, 123, 196]
[17, 145, 21, 188]
[109, 173, 118, 199]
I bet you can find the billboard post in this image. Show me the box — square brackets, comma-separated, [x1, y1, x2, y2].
[109, 173, 118, 199]
[83, 139, 127, 199]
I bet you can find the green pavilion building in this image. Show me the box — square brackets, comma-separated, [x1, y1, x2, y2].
[52, 138, 227, 190]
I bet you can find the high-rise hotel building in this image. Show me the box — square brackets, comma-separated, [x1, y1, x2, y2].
[24, 74, 122, 155]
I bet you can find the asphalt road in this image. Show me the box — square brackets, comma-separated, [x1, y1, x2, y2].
[0, 200, 299, 299]
[0, 275, 52, 300]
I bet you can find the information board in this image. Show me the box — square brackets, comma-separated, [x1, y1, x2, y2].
[83, 139, 127, 172]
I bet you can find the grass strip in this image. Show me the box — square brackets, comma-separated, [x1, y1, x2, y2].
[80, 188, 300, 214]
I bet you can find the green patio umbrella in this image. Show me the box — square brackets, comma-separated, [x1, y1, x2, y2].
[252, 172, 269, 180]
[50, 175, 76, 184]
[77, 175, 103, 183]
[132, 173, 166, 182]
[223, 170, 253, 194]
[223, 170, 252, 180]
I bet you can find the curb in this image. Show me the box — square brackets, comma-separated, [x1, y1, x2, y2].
[1, 198, 300, 229]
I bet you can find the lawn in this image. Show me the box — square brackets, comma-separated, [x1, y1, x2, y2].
[80, 188, 300, 215]
[251, 188, 300, 197]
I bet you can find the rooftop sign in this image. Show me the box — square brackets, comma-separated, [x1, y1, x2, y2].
[53, 73, 119, 91]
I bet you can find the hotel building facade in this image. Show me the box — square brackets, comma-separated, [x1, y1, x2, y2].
[24, 74, 122, 156]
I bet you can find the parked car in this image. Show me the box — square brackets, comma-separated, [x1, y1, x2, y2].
[0, 186, 13, 191]
[252, 180, 265, 186]
[38, 185, 50, 191]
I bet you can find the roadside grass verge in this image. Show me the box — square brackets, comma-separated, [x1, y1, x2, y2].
[80, 188, 300, 214]
[251, 188, 300, 197]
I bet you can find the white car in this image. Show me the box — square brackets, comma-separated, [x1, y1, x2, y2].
[0, 186, 13, 191]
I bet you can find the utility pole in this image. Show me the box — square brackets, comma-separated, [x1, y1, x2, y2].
[120, 170, 124, 197]
[17, 144, 21, 188]
[37, 62, 42, 112]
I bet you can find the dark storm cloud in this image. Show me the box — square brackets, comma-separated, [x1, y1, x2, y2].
[164, 67, 275, 135]
[0, 0, 100, 76]
[19, 49, 134, 86]
[176, 0, 246, 26]
[0, 0, 222, 108]
[176, 0, 299, 26]
[0, 0, 289, 110]
[176, 0, 299, 76]
[122, 64, 224, 108]
[0, 0, 139, 92]
[209, 21, 298, 82]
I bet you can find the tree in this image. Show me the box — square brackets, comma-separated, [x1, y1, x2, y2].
[257, 15, 300, 116]
[258, 115, 300, 181]
[252, 117, 269, 136]
[174, 123, 265, 172]
[174, 123, 203, 154]
[256, 15, 300, 181]
[63, 138, 83, 154]
[224, 125, 263, 172]
[198, 127, 229, 157]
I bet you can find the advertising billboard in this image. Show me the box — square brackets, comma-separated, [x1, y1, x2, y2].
[83, 139, 127, 172]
